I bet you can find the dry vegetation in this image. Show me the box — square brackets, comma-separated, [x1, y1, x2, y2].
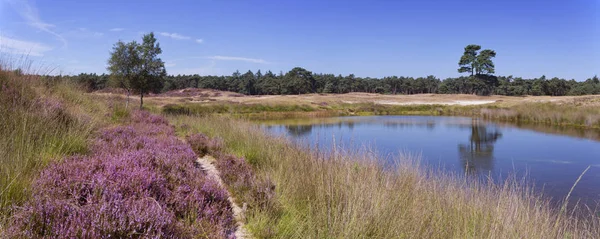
[0, 67, 111, 216]
[115, 88, 600, 129]
[5, 66, 600, 238]
[170, 115, 600, 238]
[138, 88, 600, 108]
[0, 66, 238, 238]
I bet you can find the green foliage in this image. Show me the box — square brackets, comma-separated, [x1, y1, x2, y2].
[107, 32, 166, 109]
[70, 73, 109, 92]
[70, 43, 595, 98]
[107, 41, 139, 92]
[477, 49, 497, 74]
[455, 45, 498, 95]
[283, 67, 315, 94]
[458, 44, 481, 75]
[64, 70, 600, 97]
[169, 115, 600, 238]
[255, 70, 283, 94]
[0, 69, 98, 220]
[162, 103, 315, 116]
[458, 44, 497, 76]
[111, 104, 131, 122]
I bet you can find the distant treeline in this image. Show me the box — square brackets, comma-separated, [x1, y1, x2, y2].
[59, 67, 599, 96]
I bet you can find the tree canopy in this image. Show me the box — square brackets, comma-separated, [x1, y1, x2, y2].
[458, 44, 497, 76]
[67, 69, 597, 97]
[50, 43, 588, 98]
[283, 67, 315, 94]
[107, 32, 165, 109]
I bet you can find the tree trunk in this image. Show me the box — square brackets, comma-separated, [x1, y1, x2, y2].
[126, 90, 130, 109]
[140, 93, 143, 110]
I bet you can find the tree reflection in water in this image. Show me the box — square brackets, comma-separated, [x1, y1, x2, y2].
[459, 119, 502, 174]
[285, 125, 314, 137]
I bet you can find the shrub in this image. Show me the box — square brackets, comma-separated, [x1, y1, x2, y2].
[186, 133, 223, 157]
[215, 153, 277, 211]
[6, 112, 236, 238]
[186, 133, 278, 213]
[0, 70, 94, 215]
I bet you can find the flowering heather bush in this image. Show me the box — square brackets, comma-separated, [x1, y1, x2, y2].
[186, 133, 223, 157]
[187, 133, 277, 212]
[34, 97, 64, 116]
[131, 110, 171, 126]
[215, 154, 277, 211]
[7, 112, 236, 238]
[0, 71, 33, 108]
[31, 97, 76, 127]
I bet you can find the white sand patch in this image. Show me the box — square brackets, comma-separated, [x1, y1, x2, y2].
[454, 100, 497, 105]
[534, 99, 561, 103]
[196, 156, 252, 239]
[376, 100, 496, 106]
[256, 95, 277, 99]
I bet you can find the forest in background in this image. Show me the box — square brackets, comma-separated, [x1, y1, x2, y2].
[33, 38, 598, 98]
[59, 69, 599, 97]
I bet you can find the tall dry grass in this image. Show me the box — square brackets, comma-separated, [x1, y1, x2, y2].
[477, 103, 600, 128]
[160, 99, 600, 130]
[0, 63, 113, 230]
[169, 115, 600, 238]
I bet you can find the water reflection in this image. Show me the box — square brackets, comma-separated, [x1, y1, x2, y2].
[285, 125, 314, 137]
[261, 116, 600, 208]
[383, 120, 436, 130]
[458, 120, 502, 174]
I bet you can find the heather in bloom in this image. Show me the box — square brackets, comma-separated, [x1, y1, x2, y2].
[187, 133, 277, 212]
[0, 73, 33, 108]
[186, 133, 223, 157]
[7, 111, 236, 238]
[215, 153, 277, 211]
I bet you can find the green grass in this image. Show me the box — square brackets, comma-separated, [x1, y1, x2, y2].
[0, 68, 120, 231]
[476, 103, 600, 128]
[5, 61, 598, 237]
[162, 102, 315, 115]
[168, 114, 600, 238]
[160, 100, 600, 130]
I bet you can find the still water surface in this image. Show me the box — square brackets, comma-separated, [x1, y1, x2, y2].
[261, 116, 600, 207]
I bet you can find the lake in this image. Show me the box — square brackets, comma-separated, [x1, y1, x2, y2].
[261, 116, 600, 207]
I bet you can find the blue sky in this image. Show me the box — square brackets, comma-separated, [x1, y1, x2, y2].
[0, 0, 598, 80]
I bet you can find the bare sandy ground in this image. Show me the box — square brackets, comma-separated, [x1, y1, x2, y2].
[94, 88, 600, 107]
[375, 100, 497, 106]
[196, 155, 252, 239]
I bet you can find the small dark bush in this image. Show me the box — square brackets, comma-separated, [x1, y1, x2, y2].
[186, 133, 224, 157]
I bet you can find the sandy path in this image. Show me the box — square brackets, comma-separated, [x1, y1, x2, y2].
[196, 155, 252, 239]
[375, 100, 497, 106]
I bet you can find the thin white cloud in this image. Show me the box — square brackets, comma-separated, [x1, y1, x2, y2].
[158, 32, 191, 40]
[109, 28, 125, 32]
[6, 0, 67, 47]
[207, 55, 269, 64]
[195, 39, 204, 44]
[71, 28, 103, 37]
[0, 35, 53, 56]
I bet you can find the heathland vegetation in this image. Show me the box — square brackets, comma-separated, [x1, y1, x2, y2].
[156, 94, 600, 130]
[2, 34, 600, 238]
[169, 115, 600, 238]
[0, 65, 240, 237]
